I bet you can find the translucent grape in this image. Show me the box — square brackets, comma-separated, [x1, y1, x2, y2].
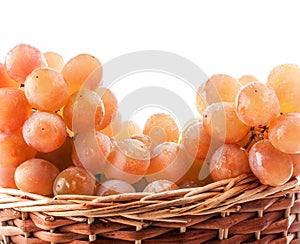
[0, 165, 17, 188]
[104, 139, 150, 184]
[62, 54, 102, 95]
[15, 158, 60, 195]
[209, 144, 250, 181]
[182, 118, 211, 160]
[267, 63, 300, 113]
[4, 43, 46, 84]
[114, 120, 141, 140]
[203, 74, 241, 104]
[36, 136, 74, 171]
[268, 113, 300, 154]
[249, 140, 293, 186]
[72, 131, 112, 174]
[63, 89, 104, 131]
[235, 82, 280, 126]
[100, 110, 122, 138]
[43, 51, 64, 71]
[97, 179, 136, 196]
[143, 180, 179, 193]
[203, 102, 250, 143]
[24, 67, 69, 112]
[0, 63, 19, 88]
[237, 75, 258, 86]
[0, 88, 31, 133]
[145, 142, 193, 184]
[53, 166, 96, 195]
[143, 113, 179, 150]
[95, 87, 118, 130]
[22, 111, 67, 153]
[0, 129, 37, 167]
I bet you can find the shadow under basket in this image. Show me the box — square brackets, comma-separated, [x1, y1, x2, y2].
[1, 174, 300, 244]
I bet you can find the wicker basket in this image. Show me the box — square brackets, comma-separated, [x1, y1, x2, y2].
[0, 174, 300, 243]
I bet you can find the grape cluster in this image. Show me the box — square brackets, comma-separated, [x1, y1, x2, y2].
[0, 43, 299, 197]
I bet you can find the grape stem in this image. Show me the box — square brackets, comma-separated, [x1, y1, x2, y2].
[243, 126, 268, 150]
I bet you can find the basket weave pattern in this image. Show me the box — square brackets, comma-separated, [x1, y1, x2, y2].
[0, 174, 300, 243]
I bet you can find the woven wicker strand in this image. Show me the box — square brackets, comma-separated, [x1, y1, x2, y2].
[0, 174, 300, 243]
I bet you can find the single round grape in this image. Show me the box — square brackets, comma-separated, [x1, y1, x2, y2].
[15, 158, 60, 195]
[104, 139, 150, 184]
[0, 63, 19, 88]
[0, 165, 17, 189]
[249, 140, 293, 186]
[100, 110, 122, 138]
[203, 102, 250, 143]
[145, 142, 193, 184]
[267, 63, 300, 113]
[204, 74, 241, 104]
[63, 89, 104, 131]
[0, 88, 31, 133]
[143, 180, 179, 193]
[53, 166, 96, 195]
[24, 67, 69, 112]
[22, 111, 67, 153]
[0, 129, 37, 167]
[235, 82, 280, 127]
[114, 120, 141, 141]
[36, 136, 74, 171]
[237, 75, 258, 86]
[291, 153, 300, 177]
[5, 43, 46, 84]
[268, 113, 300, 154]
[97, 179, 136, 196]
[95, 87, 118, 130]
[43, 51, 64, 71]
[62, 54, 102, 95]
[72, 131, 112, 174]
[143, 113, 179, 150]
[209, 144, 250, 182]
[182, 118, 211, 160]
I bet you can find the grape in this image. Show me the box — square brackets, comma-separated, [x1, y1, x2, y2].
[203, 102, 250, 143]
[291, 153, 300, 177]
[72, 131, 112, 174]
[4, 43, 46, 84]
[268, 113, 300, 154]
[95, 87, 118, 130]
[143, 180, 179, 193]
[24, 67, 69, 112]
[15, 158, 60, 195]
[0, 63, 19, 88]
[0, 88, 31, 133]
[249, 140, 293, 186]
[235, 82, 280, 127]
[209, 144, 250, 182]
[267, 63, 300, 113]
[104, 139, 150, 184]
[63, 89, 104, 131]
[53, 166, 96, 195]
[143, 113, 179, 150]
[145, 142, 193, 184]
[43, 51, 64, 71]
[62, 54, 102, 95]
[22, 111, 67, 153]
[0, 129, 36, 167]
[97, 179, 136, 196]
[100, 110, 122, 138]
[114, 120, 141, 140]
[36, 136, 74, 171]
[203, 74, 241, 104]
[182, 118, 211, 160]
[237, 75, 258, 86]
[0, 165, 17, 189]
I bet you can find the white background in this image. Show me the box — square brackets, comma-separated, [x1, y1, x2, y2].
[1, 0, 300, 127]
